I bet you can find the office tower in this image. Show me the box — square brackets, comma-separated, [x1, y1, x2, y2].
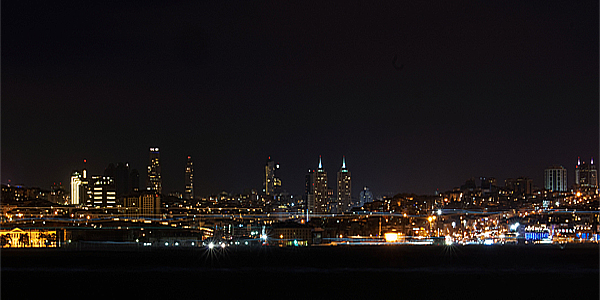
[70, 160, 89, 205]
[129, 169, 140, 192]
[264, 157, 281, 196]
[184, 156, 194, 200]
[70, 171, 82, 205]
[115, 163, 130, 197]
[305, 170, 314, 200]
[359, 186, 373, 207]
[146, 147, 162, 195]
[305, 169, 315, 212]
[336, 156, 351, 213]
[312, 156, 329, 213]
[104, 162, 130, 198]
[576, 157, 598, 188]
[87, 176, 116, 207]
[544, 165, 567, 192]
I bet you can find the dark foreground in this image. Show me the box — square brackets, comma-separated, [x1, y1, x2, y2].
[2, 244, 598, 299]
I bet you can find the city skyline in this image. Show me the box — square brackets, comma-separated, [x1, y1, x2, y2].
[2, 2, 598, 197]
[3, 147, 598, 199]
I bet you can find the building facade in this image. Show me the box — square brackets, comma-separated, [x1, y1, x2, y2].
[70, 164, 89, 206]
[544, 165, 567, 192]
[87, 176, 117, 207]
[576, 157, 598, 187]
[146, 147, 162, 195]
[264, 157, 281, 196]
[336, 156, 351, 213]
[184, 156, 194, 200]
[311, 156, 329, 214]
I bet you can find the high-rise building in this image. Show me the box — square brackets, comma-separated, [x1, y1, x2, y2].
[104, 162, 131, 198]
[576, 157, 598, 188]
[87, 176, 117, 207]
[264, 157, 281, 196]
[70, 160, 89, 205]
[115, 163, 130, 197]
[70, 171, 82, 205]
[146, 147, 162, 195]
[184, 156, 194, 200]
[336, 156, 351, 213]
[311, 156, 329, 214]
[359, 186, 373, 207]
[544, 165, 567, 192]
[129, 169, 140, 192]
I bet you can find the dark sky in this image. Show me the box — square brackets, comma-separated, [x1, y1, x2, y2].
[3, 1, 598, 197]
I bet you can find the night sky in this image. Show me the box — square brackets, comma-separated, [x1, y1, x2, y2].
[3, 1, 598, 197]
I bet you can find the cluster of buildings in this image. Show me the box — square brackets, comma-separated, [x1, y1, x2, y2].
[1, 151, 598, 248]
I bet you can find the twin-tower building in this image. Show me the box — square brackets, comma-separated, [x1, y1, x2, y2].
[263, 155, 352, 214]
[303, 156, 351, 214]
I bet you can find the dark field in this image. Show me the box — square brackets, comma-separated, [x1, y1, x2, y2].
[2, 244, 598, 299]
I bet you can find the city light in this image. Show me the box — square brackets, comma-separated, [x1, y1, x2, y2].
[445, 236, 452, 245]
[510, 222, 520, 231]
[384, 232, 398, 242]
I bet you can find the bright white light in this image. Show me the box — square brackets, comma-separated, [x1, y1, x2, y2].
[260, 234, 267, 240]
[220, 243, 226, 248]
[452, 222, 456, 228]
[510, 222, 520, 231]
[208, 242, 214, 249]
[384, 232, 398, 242]
[445, 236, 452, 245]
[437, 209, 442, 216]
[484, 239, 493, 246]
[165, 242, 169, 246]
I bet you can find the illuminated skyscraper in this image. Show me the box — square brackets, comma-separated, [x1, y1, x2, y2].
[310, 156, 328, 213]
[70, 171, 82, 205]
[336, 156, 351, 212]
[576, 157, 598, 190]
[544, 165, 567, 192]
[70, 160, 89, 205]
[264, 157, 281, 196]
[146, 147, 162, 195]
[184, 156, 194, 200]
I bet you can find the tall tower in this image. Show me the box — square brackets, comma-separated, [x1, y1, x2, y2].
[147, 147, 162, 195]
[337, 156, 351, 213]
[129, 169, 140, 192]
[544, 165, 567, 192]
[70, 171, 82, 205]
[184, 156, 194, 200]
[264, 157, 281, 196]
[312, 156, 329, 213]
[70, 159, 89, 205]
[576, 157, 598, 191]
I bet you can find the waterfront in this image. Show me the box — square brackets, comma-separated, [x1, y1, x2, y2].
[2, 244, 597, 299]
